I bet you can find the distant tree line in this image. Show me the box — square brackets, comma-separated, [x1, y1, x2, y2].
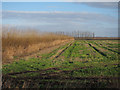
[54, 31, 95, 39]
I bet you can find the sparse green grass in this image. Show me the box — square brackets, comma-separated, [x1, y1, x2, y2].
[2, 40, 120, 88]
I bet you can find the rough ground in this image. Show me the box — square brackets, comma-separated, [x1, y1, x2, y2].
[2, 40, 120, 88]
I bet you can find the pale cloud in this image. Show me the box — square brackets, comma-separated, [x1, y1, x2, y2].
[2, 10, 118, 37]
[2, 10, 117, 23]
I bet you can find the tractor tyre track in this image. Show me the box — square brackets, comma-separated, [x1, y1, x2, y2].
[88, 43, 108, 57]
[93, 41, 120, 54]
[4, 63, 119, 77]
[53, 42, 73, 59]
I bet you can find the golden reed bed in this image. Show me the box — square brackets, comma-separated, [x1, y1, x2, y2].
[2, 26, 74, 64]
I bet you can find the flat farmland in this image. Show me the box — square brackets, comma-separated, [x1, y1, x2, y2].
[2, 40, 120, 88]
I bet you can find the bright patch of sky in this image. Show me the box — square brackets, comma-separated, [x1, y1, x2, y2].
[3, 2, 117, 16]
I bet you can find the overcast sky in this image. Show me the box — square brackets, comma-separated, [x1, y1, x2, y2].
[2, 2, 118, 37]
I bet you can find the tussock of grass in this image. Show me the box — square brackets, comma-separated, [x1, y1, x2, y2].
[2, 26, 74, 63]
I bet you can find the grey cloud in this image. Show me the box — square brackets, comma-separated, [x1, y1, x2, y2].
[2, 10, 118, 37]
[81, 2, 118, 9]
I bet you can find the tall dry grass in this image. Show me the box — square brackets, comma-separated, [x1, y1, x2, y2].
[2, 26, 74, 64]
